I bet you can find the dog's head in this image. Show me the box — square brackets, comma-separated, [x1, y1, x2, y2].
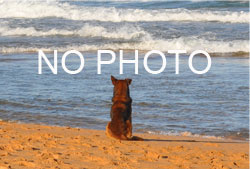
[111, 75, 132, 99]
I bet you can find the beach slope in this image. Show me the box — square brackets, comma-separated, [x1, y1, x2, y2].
[0, 121, 248, 169]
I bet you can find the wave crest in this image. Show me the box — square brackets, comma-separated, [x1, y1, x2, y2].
[0, 37, 248, 54]
[0, 24, 147, 40]
[0, 0, 249, 23]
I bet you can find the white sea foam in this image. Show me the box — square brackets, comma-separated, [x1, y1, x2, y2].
[0, 0, 248, 23]
[0, 24, 147, 40]
[0, 36, 248, 54]
[147, 131, 224, 140]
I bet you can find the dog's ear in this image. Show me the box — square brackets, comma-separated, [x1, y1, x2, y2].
[126, 78, 132, 85]
[111, 75, 117, 85]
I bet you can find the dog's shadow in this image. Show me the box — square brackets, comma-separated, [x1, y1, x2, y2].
[141, 138, 246, 144]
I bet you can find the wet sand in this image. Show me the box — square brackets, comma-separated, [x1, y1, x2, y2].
[0, 121, 248, 169]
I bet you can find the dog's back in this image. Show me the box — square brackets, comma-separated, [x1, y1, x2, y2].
[106, 76, 143, 141]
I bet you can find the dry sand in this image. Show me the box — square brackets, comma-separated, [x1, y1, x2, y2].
[0, 121, 248, 169]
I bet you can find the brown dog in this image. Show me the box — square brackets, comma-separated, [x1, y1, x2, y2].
[106, 76, 143, 141]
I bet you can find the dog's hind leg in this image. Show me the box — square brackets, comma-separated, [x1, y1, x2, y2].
[106, 122, 113, 138]
[126, 118, 144, 141]
[129, 116, 132, 134]
[126, 119, 132, 138]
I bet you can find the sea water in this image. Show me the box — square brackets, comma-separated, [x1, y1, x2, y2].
[0, 0, 249, 140]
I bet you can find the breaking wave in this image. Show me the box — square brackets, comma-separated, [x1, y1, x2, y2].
[0, 37, 248, 54]
[0, 24, 146, 40]
[0, 0, 249, 23]
[146, 130, 224, 140]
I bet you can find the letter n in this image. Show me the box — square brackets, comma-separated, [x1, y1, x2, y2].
[38, 50, 58, 74]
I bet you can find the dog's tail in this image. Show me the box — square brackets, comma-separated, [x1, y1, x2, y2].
[129, 136, 144, 141]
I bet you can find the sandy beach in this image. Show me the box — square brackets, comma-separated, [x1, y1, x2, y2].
[0, 121, 248, 169]
[0, 1, 249, 169]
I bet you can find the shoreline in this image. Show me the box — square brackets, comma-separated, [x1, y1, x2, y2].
[0, 121, 249, 169]
[1, 118, 248, 142]
[2, 119, 248, 142]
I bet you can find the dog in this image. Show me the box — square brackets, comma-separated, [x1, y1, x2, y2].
[106, 75, 143, 141]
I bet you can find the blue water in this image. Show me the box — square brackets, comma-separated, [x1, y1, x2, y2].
[70, 0, 249, 10]
[0, 0, 249, 140]
[0, 52, 249, 140]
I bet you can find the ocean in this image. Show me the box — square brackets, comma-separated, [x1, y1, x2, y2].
[0, 0, 249, 140]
